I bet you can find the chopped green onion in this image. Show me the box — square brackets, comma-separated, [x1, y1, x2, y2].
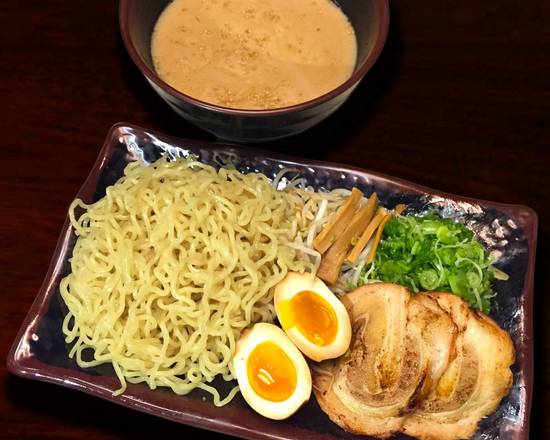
[355, 211, 506, 313]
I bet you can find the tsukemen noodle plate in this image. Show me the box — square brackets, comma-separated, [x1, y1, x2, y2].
[7, 123, 536, 439]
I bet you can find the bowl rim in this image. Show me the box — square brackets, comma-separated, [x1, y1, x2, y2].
[118, 0, 390, 117]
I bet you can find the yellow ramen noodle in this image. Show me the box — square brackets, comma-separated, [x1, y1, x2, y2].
[60, 158, 317, 405]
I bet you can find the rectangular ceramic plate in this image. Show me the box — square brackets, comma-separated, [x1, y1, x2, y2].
[7, 124, 536, 440]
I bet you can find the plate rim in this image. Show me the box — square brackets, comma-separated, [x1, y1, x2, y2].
[7, 122, 536, 439]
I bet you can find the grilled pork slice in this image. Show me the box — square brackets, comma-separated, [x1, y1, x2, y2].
[406, 294, 458, 401]
[401, 292, 515, 440]
[313, 283, 426, 437]
[313, 285, 514, 440]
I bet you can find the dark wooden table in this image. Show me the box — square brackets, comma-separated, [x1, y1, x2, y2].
[1, 1, 548, 438]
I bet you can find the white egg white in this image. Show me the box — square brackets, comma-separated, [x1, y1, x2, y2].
[232, 322, 312, 420]
[274, 272, 352, 362]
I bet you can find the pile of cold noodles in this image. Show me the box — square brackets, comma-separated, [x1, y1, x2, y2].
[60, 158, 348, 405]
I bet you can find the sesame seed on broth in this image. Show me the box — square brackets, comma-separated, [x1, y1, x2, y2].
[151, 0, 357, 110]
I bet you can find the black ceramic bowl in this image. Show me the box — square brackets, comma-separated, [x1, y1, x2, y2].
[119, 0, 390, 142]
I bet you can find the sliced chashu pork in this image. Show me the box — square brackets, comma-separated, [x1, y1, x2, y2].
[313, 283, 456, 437]
[313, 283, 419, 437]
[313, 285, 514, 439]
[406, 294, 458, 402]
[401, 292, 515, 440]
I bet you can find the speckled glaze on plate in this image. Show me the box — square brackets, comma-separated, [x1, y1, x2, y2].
[7, 124, 536, 440]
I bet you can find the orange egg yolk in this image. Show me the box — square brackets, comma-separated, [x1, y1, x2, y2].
[247, 341, 297, 402]
[279, 290, 338, 346]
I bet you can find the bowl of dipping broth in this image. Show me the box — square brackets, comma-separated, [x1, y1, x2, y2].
[120, 0, 389, 142]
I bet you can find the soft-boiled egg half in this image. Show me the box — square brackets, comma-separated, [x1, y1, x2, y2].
[232, 323, 312, 420]
[274, 272, 352, 362]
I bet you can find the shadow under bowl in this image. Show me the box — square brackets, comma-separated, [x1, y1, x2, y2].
[119, 0, 390, 142]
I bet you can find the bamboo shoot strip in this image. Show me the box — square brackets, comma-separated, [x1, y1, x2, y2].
[317, 194, 378, 284]
[346, 208, 388, 264]
[313, 187, 363, 254]
[366, 204, 407, 264]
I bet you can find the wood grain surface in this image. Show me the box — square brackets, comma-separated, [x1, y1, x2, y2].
[1, 1, 548, 438]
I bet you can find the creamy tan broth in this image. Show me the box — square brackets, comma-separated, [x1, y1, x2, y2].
[151, 0, 357, 110]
